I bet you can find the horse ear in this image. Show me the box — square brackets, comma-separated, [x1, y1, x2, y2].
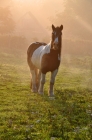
[52, 24, 55, 31]
[60, 25, 63, 31]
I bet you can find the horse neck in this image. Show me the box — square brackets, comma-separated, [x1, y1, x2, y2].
[50, 41, 61, 55]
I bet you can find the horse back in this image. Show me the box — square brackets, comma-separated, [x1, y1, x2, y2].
[27, 42, 47, 69]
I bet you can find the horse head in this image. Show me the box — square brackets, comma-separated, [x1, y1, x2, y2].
[51, 24, 63, 51]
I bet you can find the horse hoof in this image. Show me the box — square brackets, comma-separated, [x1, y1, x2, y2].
[49, 96, 55, 100]
[38, 91, 44, 95]
[31, 89, 38, 93]
[48, 91, 54, 97]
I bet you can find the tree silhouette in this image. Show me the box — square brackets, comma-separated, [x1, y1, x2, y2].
[51, 0, 92, 40]
[0, 6, 15, 34]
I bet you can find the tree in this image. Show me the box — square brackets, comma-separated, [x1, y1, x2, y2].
[0, 6, 15, 34]
[50, 0, 92, 40]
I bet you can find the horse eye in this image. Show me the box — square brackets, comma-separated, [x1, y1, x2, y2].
[52, 32, 55, 35]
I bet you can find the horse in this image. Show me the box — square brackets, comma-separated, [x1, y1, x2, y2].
[27, 24, 63, 96]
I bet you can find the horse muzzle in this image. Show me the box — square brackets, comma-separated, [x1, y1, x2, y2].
[53, 43, 59, 50]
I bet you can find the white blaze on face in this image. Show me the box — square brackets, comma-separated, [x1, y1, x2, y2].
[53, 36, 59, 50]
[54, 37, 58, 44]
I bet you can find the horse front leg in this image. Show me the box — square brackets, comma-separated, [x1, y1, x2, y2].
[38, 73, 45, 95]
[48, 69, 58, 97]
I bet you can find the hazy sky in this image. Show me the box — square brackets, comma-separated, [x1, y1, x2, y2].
[0, 0, 65, 40]
[0, 0, 65, 24]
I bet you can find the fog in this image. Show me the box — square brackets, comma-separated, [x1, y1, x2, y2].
[0, 0, 92, 91]
[0, 0, 92, 55]
[0, 0, 64, 41]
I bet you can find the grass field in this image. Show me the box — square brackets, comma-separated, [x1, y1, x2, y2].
[0, 49, 92, 140]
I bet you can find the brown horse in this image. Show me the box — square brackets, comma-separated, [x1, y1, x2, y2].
[27, 24, 63, 96]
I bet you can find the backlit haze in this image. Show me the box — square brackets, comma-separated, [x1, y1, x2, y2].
[0, 0, 92, 92]
[0, 0, 92, 55]
[0, 0, 64, 42]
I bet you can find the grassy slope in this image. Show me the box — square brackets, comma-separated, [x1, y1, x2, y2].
[0, 50, 92, 140]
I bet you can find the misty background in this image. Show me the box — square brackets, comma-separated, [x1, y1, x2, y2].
[0, 0, 92, 55]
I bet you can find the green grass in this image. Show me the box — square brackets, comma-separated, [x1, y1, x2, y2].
[0, 51, 92, 140]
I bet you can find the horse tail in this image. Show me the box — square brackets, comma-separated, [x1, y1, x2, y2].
[27, 44, 37, 70]
[27, 45, 34, 68]
[27, 46, 31, 67]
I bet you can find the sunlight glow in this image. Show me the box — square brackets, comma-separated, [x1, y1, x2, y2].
[76, 16, 92, 32]
[16, 0, 36, 2]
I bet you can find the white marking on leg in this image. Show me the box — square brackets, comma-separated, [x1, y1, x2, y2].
[30, 70, 37, 92]
[38, 73, 46, 95]
[37, 70, 41, 90]
[50, 69, 58, 83]
[49, 69, 58, 96]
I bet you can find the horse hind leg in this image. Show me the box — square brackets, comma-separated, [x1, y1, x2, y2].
[35, 69, 40, 91]
[30, 68, 38, 93]
[37, 69, 41, 90]
[34, 69, 42, 91]
[27, 52, 38, 92]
